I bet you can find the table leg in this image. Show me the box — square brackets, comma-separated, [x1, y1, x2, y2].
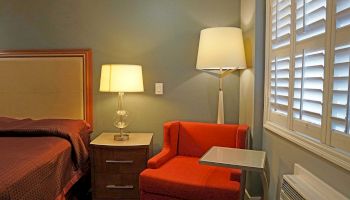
[260, 169, 269, 200]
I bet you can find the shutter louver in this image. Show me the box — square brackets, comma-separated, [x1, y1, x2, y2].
[296, 0, 327, 41]
[272, 0, 292, 49]
[271, 57, 290, 115]
[336, 0, 350, 29]
[293, 49, 325, 126]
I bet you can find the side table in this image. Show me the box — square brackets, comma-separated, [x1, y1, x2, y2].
[200, 146, 268, 200]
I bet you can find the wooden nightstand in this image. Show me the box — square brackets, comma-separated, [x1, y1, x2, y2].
[90, 132, 153, 200]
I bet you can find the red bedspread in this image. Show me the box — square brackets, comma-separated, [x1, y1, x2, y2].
[0, 117, 91, 200]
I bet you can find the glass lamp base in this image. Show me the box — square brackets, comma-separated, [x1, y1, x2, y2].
[114, 133, 129, 141]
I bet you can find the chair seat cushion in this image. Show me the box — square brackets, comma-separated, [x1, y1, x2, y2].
[140, 156, 241, 200]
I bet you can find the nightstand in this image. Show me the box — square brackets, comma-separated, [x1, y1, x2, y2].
[90, 132, 153, 200]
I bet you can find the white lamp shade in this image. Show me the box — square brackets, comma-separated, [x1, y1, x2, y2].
[196, 27, 247, 70]
[99, 64, 144, 92]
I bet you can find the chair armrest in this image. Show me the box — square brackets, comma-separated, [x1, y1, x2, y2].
[236, 124, 249, 149]
[147, 147, 175, 169]
[147, 121, 180, 169]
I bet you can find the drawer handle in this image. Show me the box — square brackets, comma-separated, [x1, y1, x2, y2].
[106, 185, 134, 189]
[105, 160, 134, 164]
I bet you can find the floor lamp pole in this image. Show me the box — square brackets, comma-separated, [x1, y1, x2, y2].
[217, 68, 224, 124]
[216, 67, 238, 124]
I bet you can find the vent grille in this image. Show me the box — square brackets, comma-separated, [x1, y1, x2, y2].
[281, 178, 306, 200]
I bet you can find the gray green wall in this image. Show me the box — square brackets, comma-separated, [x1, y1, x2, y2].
[0, 0, 241, 152]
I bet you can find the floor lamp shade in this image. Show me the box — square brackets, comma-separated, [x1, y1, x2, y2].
[99, 64, 144, 93]
[196, 27, 246, 124]
[196, 27, 246, 70]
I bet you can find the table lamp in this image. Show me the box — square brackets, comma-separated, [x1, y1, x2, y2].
[100, 64, 144, 141]
[196, 27, 246, 124]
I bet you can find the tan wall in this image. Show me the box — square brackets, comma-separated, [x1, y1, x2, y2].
[240, 0, 255, 137]
[240, 0, 265, 196]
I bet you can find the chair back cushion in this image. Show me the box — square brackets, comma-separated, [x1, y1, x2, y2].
[178, 121, 245, 157]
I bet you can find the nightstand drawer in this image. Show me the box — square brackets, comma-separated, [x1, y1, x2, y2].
[93, 148, 147, 173]
[94, 173, 139, 199]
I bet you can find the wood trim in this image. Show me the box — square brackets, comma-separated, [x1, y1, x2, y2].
[264, 0, 273, 125]
[84, 49, 93, 127]
[0, 49, 93, 127]
[0, 49, 91, 56]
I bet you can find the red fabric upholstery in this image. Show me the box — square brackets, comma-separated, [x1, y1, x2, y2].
[140, 121, 249, 200]
[140, 156, 241, 200]
[178, 121, 244, 157]
[148, 121, 179, 169]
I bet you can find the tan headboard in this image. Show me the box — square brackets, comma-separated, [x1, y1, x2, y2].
[0, 49, 93, 126]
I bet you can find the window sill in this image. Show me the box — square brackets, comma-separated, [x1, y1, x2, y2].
[264, 121, 350, 172]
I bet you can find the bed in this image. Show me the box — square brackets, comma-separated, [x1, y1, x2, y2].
[0, 49, 93, 200]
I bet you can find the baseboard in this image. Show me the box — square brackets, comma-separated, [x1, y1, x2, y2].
[244, 189, 262, 200]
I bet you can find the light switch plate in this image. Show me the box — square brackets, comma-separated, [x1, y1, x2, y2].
[155, 83, 163, 95]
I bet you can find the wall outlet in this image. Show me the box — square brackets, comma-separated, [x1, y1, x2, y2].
[155, 83, 163, 95]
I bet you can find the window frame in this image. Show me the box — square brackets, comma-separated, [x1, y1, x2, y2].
[264, 0, 350, 171]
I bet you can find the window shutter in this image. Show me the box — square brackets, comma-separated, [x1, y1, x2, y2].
[270, 56, 290, 116]
[269, 0, 292, 127]
[272, 0, 292, 49]
[330, 0, 350, 152]
[293, 49, 325, 126]
[331, 44, 350, 133]
[336, 0, 350, 29]
[296, 0, 327, 41]
[291, 0, 327, 140]
[266, 0, 350, 163]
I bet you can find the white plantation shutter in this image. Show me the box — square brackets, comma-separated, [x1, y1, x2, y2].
[336, 0, 350, 29]
[331, 45, 350, 133]
[291, 0, 326, 140]
[270, 56, 290, 115]
[266, 0, 350, 168]
[269, 0, 291, 127]
[272, 0, 292, 49]
[293, 49, 324, 126]
[296, 0, 327, 41]
[330, 0, 350, 152]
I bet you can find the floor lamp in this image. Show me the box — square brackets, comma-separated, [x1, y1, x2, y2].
[196, 27, 247, 124]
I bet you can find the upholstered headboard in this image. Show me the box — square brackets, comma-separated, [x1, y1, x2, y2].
[0, 49, 93, 125]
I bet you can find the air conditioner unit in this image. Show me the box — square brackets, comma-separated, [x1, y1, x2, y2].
[280, 164, 348, 200]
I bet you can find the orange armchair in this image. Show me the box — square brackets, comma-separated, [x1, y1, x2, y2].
[139, 121, 249, 200]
